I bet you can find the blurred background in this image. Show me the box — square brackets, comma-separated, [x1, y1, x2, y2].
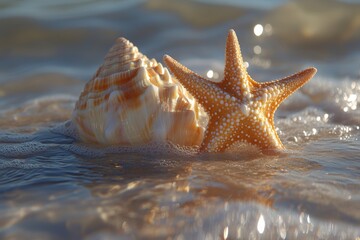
[1, 0, 359, 115]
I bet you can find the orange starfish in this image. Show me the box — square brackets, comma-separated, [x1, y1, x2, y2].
[164, 29, 316, 153]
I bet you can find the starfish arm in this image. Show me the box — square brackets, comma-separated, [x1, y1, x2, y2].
[164, 54, 229, 113]
[200, 114, 238, 152]
[259, 67, 317, 115]
[201, 111, 284, 152]
[199, 116, 222, 152]
[218, 29, 258, 98]
[235, 114, 285, 151]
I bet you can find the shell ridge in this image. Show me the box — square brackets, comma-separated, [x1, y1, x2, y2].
[72, 37, 208, 147]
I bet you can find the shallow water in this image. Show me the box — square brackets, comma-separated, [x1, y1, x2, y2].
[1, 0, 360, 239]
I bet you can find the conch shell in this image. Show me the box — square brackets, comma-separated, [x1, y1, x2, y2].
[72, 38, 207, 147]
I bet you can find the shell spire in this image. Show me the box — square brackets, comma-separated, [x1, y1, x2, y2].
[72, 37, 207, 147]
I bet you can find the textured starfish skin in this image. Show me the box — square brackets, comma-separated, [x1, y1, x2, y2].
[164, 29, 317, 153]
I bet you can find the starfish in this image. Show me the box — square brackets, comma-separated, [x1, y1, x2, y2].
[163, 29, 317, 153]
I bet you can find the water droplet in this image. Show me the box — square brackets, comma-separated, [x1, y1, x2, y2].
[299, 212, 305, 223]
[312, 128, 317, 135]
[257, 214, 265, 234]
[223, 226, 229, 239]
[244, 61, 249, 69]
[278, 216, 287, 239]
[348, 94, 357, 102]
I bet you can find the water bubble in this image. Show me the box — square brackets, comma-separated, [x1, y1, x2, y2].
[347, 94, 357, 102]
[312, 128, 317, 135]
[244, 62, 249, 69]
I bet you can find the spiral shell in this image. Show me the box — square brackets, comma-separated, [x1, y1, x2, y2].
[72, 37, 207, 147]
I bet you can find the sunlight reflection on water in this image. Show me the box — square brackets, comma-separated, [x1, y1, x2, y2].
[0, 0, 360, 239]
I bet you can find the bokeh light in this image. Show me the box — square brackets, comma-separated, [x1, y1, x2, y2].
[254, 24, 263, 36]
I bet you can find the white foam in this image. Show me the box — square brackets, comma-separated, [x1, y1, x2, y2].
[283, 76, 360, 125]
[59, 141, 198, 158]
[50, 120, 80, 140]
[0, 132, 35, 143]
[0, 142, 51, 158]
[0, 159, 42, 169]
